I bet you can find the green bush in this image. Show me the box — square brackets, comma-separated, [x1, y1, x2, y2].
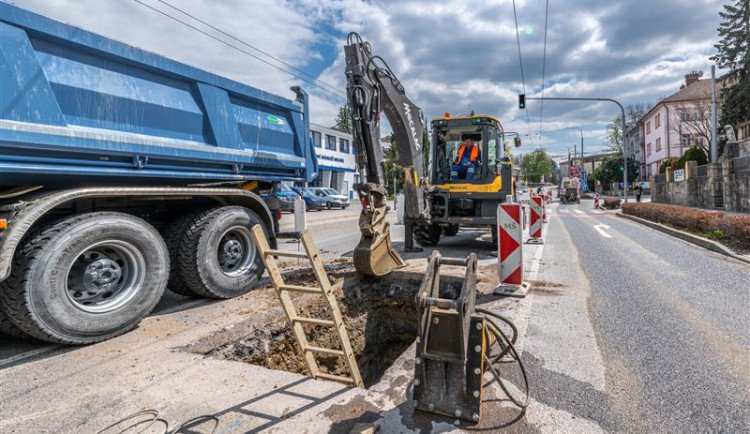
[659, 158, 680, 174]
[677, 146, 708, 167]
[621, 202, 750, 249]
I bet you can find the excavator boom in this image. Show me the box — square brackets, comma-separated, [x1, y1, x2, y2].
[344, 33, 428, 276]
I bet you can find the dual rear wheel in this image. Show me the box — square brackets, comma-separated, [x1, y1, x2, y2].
[0, 207, 267, 344]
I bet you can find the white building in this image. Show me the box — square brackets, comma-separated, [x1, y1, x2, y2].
[309, 123, 358, 199]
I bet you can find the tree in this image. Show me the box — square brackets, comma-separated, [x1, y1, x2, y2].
[626, 102, 653, 124]
[659, 157, 680, 174]
[606, 114, 624, 153]
[332, 103, 352, 134]
[711, 0, 750, 127]
[521, 149, 555, 183]
[593, 153, 638, 183]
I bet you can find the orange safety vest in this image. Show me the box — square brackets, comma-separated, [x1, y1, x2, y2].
[455, 144, 479, 164]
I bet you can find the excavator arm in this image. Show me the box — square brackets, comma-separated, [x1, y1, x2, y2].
[344, 32, 429, 276]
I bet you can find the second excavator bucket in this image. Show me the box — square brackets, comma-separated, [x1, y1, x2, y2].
[353, 184, 406, 276]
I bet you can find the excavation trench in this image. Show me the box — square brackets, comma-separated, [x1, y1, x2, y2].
[195, 266, 464, 388]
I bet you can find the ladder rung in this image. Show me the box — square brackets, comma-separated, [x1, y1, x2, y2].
[305, 346, 345, 357]
[279, 284, 323, 294]
[293, 317, 334, 326]
[264, 249, 309, 259]
[315, 372, 355, 384]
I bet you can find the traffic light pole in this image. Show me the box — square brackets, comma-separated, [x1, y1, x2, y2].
[525, 97, 628, 202]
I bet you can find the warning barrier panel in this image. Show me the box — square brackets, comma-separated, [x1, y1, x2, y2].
[528, 196, 544, 243]
[496, 203, 529, 297]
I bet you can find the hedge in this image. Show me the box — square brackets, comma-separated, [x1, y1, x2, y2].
[622, 202, 750, 250]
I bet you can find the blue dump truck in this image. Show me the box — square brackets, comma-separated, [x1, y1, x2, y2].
[0, 3, 317, 344]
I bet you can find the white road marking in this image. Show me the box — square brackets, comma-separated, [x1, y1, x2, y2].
[574, 209, 586, 214]
[558, 209, 568, 213]
[591, 209, 603, 214]
[593, 224, 613, 238]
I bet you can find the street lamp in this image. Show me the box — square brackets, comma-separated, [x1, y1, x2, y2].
[566, 127, 583, 173]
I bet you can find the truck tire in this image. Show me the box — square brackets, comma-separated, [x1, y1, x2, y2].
[176, 206, 267, 299]
[443, 223, 460, 236]
[0, 309, 27, 339]
[0, 212, 169, 344]
[414, 223, 441, 247]
[163, 211, 203, 297]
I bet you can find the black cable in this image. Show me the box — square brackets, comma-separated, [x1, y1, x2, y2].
[95, 410, 168, 434]
[538, 0, 551, 149]
[511, 0, 533, 139]
[129, 0, 346, 100]
[171, 415, 219, 434]
[153, 0, 345, 98]
[475, 307, 530, 408]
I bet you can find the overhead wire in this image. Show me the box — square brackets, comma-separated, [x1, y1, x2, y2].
[538, 0, 551, 149]
[152, 0, 345, 98]
[129, 0, 346, 100]
[511, 0, 533, 140]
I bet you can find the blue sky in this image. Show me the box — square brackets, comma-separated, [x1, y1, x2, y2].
[11, 0, 727, 160]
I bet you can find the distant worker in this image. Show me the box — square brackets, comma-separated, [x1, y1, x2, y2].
[536, 185, 542, 195]
[450, 139, 481, 180]
[635, 184, 643, 202]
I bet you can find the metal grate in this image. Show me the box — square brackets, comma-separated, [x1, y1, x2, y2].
[733, 156, 750, 173]
[696, 164, 709, 178]
[654, 173, 667, 183]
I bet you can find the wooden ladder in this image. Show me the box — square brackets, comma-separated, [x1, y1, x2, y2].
[250, 225, 364, 388]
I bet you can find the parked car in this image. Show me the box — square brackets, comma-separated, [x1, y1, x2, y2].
[276, 182, 299, 213]
[308, 187, 350, 209]
[293, 187, 326, 211]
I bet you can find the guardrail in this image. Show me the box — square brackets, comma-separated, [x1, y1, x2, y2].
[733, 156, 750, 173]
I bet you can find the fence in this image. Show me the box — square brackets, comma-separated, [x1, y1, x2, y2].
[695, 164, 709, 178]
[732, 156, 750, 173]
[654, 173, 666, 184]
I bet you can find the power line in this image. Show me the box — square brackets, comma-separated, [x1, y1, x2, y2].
[130, 0, 346, 99]
[511, 0, 532, 139]
[538, 0, 550, 149]
[153, 0, 345, 97]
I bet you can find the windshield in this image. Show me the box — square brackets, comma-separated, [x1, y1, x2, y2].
[278, 183, 294, 192]
[302, 188, 317, 197]
[324, 188, 339, 195]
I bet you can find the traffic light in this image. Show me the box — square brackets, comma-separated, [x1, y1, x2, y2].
[619, 166, 625, 172]
[514, 137, 522, 147]
[518, 94, 526, 109]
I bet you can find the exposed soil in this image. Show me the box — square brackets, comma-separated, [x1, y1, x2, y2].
[198, 267, 466, 388]
[528, 279, 565, 297]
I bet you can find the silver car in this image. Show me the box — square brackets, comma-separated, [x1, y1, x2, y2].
[309, 187, 350, 209]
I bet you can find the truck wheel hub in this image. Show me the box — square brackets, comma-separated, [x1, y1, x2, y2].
[217, 227, 256, 277]
[84, 259, 122, 290]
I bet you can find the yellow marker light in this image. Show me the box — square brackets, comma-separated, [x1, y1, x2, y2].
[0, 219, 7, 230]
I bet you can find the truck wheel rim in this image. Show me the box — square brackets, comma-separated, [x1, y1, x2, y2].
[217, 226, 256, 277]
[66, 240, 146, 314]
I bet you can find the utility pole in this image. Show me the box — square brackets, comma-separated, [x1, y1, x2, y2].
[566, 127, 584, 173]
[711, 65, 718, 164]
[526, 96, 628, 202]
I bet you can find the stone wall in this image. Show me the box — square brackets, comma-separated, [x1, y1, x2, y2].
[652, 138, 749, 213]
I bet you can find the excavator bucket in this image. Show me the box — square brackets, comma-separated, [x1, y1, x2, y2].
[353, 230, 405, 276]
[352, 185, 406, 276]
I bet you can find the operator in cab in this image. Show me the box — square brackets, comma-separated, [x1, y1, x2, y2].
[450, 139, 481, 180]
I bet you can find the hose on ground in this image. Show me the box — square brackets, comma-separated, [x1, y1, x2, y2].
[475, 307, 530, 408]
[95, 409, 218, 434]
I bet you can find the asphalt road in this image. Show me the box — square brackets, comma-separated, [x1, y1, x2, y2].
[549, 200, 749, 433]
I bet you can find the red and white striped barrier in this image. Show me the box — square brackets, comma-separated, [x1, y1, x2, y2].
[528, 196, 544, 244]
[495, 203, 529, 297]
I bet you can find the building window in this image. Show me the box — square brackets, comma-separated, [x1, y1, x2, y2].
[326, 134, 336, 150]
[646, 121, 651, 134]
[656, 138, 661, 152]
[681, 134, 691, 148]
[693, 107, 702, 121]
[647, 143, 652, 156]
[354, 174, 360, 184]
[695, 136, 704, 148]
[339, 138, 350, 153]
[655, 114, 661, 128]
[679, 108, 690, 121]
[311, 130, 322, 148]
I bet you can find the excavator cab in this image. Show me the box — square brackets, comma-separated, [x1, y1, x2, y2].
[406, 114, 514, 248]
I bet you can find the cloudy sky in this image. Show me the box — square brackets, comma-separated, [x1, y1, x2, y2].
[11, 0, 726, 159]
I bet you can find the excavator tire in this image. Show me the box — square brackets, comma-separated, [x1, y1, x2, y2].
[443, 223, 460, 236]
[414, 223, 442, 247]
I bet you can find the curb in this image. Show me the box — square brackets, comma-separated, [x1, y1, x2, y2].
[617, 213, 750, 264]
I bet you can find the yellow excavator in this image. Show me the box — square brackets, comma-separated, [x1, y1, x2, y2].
[344, 33, 515, 276]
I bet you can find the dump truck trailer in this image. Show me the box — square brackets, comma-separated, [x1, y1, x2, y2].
[0, 3, 317, 344]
